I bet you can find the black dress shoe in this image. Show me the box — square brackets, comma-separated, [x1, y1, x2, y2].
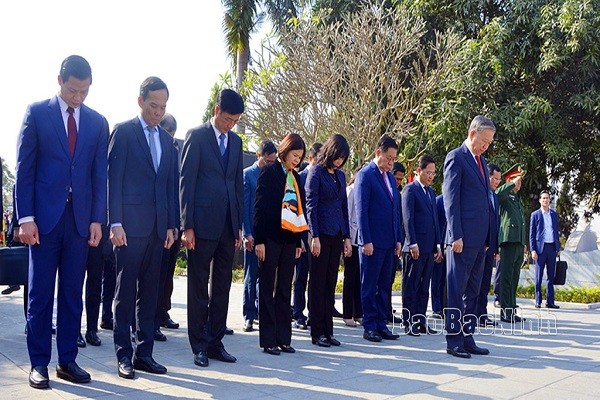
[133, 356, 167, 374]
[447, 346, 471, 359]
[534, 304, 541, 308]
[224, 327, 234, 335]
[207, 347, 237, 363]
[77, 333, 86, 348]
[118, 357, 134, 379]
[546, 303, 560, 309]
[332, 308, 343, 318]
[56, 361, 91, 383]
[154, 329, 167, 342]
[417, 325, 438, 335]
[1, 285, 20, 295]
[478, 318, 497, 327]
[100, 320, 113, 330]
[328, 337, 341, 346]
[501, 314, 526, 323]
[243, 320, 254, 332]
[405, 325, 421, 336]
[279, 344, 296, 353]
[312, 335, 331, 347]
[363, 330, 382, 342]
[388, 315, 403, 324]
[160, 318, 180, 329]
[294, 320, 308, 330]
[264, 346, 281, 355]
[194, 351, 209, 367]
[465, 345, 490, 355]
[378, 328, 400, 340]
[85, 330, 101, 346]
[29, 366, 49, 389]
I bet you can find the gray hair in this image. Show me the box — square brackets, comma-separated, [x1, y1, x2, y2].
[468, 115, 496, 135]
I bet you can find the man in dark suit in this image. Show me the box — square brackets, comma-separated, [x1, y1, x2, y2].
[430, 195, 447, 318]
[401, 155, 442, 336]
[355, 135, 403, 343]
[530, 190, 561, 309]
[15, 55, 108, 388]
[109, 77, 176, 379]
[442, 115, 495, 359]
[476, 163, 501, 326]
[180, 89, 244, 368]
[242, 141, 277, 332]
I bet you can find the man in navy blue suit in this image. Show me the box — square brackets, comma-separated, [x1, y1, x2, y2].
[476, 163, 501, 326]
[430, 195, 447, 318]
[401, 155, 442, 336]
[242, 141, 277, 332]
[109, 77, 177, 379]
[443, 115, 495, 359]
[356, 135, 403, 342]
[530, 190, 561, 309]
[16, 55, 108, 388]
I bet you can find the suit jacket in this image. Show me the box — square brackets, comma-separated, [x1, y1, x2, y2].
[442, 142, 491, 248]
[346, 183, 359, 245]
[401, 181, 440, 253]
[487, 190, 501, 255]
[242, 161, 260, 237]
[355, 161, 403, 248]
[496, 181, 526, 246]
[305, 164, 350, 238]
[529, 208, 560, 254]
[108, 117, 176, 239]
[253, 161, 303, 246]
[180, 121, 243, 240]
[16, 95, 108, 237]
[436, 194, 446, 242]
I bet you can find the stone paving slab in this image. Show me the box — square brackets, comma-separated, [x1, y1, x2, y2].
[1, 277, 599, 399]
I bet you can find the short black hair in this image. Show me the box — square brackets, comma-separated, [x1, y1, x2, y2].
[308, 142, 322, 159]
[540, 189, 551, 197]
[217, 89, 245, 114]
[417, 154, 435, 170]
[140, 76, 169, 101]
[488, 163, 501, 176]
[258, 141, 277, 156]
[159, 113, 177, 136]
[60, 55, 92, 84]
[377, 134, 398, 152]
[392, 162, 405, 174]
[317, 134, 350, 169]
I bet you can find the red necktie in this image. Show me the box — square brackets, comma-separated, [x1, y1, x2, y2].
[67, 107, 77, 157]
[475, 155, 485, 180]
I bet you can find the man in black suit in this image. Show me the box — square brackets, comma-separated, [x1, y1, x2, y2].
[108, 77, 177, 379]
[180, 89, 244, 368]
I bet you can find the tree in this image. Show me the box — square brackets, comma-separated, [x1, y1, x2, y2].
[1, 158, 15, 213]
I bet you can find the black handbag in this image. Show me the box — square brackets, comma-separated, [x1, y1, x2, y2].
[554, 257, 568, 285]
[0, 246, 29, 285]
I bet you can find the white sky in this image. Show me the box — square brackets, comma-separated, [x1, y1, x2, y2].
[0, 0, 260, 172]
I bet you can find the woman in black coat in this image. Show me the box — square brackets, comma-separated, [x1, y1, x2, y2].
[254, 133, 306, 355]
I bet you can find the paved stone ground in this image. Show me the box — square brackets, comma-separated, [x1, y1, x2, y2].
[1, 277, 599, 399]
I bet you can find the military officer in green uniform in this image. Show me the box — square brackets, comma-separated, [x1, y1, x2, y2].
[497, 168, 526, 323]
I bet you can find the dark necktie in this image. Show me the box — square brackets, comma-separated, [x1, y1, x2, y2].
[67, 107, 77, 157]
[148, 126, 159, 172]
[475, 155, 485, 180]
[219, 133, 226, 156]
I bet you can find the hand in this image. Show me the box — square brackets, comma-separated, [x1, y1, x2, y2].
[409, 245, 420, 260]
[434, 248, 443, 263]
[88, 222, 102, 247]
[451, 238, 463, 253]
[311, 237, 321, 257]
[301, 240, 306, 253]
[531, 251, 538, 262]
[295, 247, 302, 259]
[110, 226, 127, 247]
[255, 244, 266, 262]
[343, 238, 352, 258]
[164, 229, 175, 249]
[19, 221, 40, 245]
[181, 228, 195, 250]
[234, 229, 243, 250]
[362, 242, 374, 256]
[395, 242, 402, 257]
[244, 234, 254, 252]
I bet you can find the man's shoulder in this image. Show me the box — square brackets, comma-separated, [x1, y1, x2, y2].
[243, 163, 259, 176]
[80, 103, 107, 122]
[113, 117, 139, 133]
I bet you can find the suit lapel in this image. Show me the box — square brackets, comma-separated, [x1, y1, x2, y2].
[461, 144, 485, 186]
[156, 126, 173, 174]
[374, 164, 392, 202]
[48, 96, 70, 159]
[225, 131, 238, 176]
[415, 182, 433, 211]
[133, 118, 155, 172]
[73, 105, 91, 162]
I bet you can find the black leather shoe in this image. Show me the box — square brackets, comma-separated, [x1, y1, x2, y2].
[85, 330, 101, 346]
[405, 325, 421, 336]
[160, 318, 179, 329]
[501, 314, 526, 323]
[154, 329, 167, 342]
[100, 320, 113, 330]
[279, 344, 296, 353]
[388, 315, 403, 324]
[328, 337, 341, 346]
[546, 303, 560, 309]
[194, 351, 209, 367]
[77, 333, 86, 348]
[332, 308, 343, 318]
[29, 366, 49, 389]
[478, 318, 497, 327]
[56, 361, 91, 383]
[418, 325, 438, 335]
[447, 346, 471, 358]
[1, 285, 20, 295]
[264, 346, 281, 355]
[465, 345, 490, 355]
[363, 330, 382, 342]
[294, 320, 308, 330]
[378, 328, 400, 340]
[312, 335, 331, 347]
[207, 347, 237, 363]
[133, 356, 167, 374]
[118, 357, 134, 379]
[224, 327, 234, 335]
[243, 320, 254, 332]
[534, 304, 541, 309]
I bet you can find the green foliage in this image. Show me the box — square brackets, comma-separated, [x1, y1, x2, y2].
[1, 158, 15, 213]
[516, 283, 600, 304]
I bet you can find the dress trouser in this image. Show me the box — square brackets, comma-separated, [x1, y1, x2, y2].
[476, 250, 496, 319]
[242, 248, 259, 322]
[499, 242, 523, 319]
[535, 243, 557, 305]
[359, 245, 394, 332]
[292, 237, 310, 322]
[343, 245, 362, 319]
[402, 250, 434, 327]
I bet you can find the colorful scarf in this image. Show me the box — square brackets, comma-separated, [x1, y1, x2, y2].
[281, 169, 308, 233]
